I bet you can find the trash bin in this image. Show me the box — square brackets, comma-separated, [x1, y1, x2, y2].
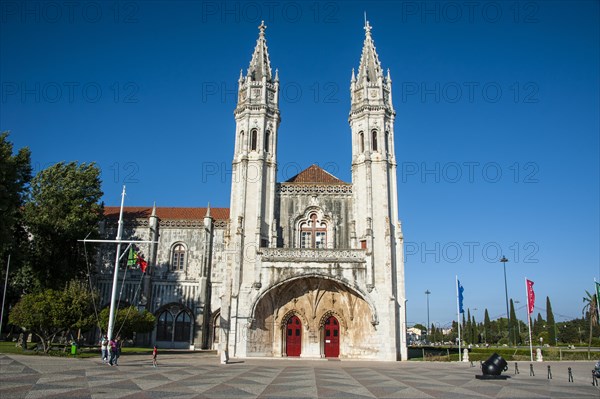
[71, 343, 77, 355]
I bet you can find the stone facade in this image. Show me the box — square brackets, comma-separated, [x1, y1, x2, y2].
[98, 21, 407, 360]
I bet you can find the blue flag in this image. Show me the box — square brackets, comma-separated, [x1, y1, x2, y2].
[458, 280, 465, 313]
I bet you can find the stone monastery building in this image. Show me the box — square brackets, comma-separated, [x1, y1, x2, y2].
[99, 21, 408, 361]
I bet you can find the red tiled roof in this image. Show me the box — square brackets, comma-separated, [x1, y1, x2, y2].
[285, 164, 348, 184]
[104, 207, 229, 220]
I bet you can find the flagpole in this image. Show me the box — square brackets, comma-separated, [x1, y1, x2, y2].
[526, 277, 533, 362]
[456, 275, 461, 362]
[595, 279, 600, 320]
[107, 186, 126, 341]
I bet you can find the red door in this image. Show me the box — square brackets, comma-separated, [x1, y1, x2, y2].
[286, 315, 302, 357]
[324, 316, 340, 357]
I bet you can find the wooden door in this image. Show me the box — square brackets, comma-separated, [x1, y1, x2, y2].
[324, 316, 340, 358]
[286, 315, 302, 357]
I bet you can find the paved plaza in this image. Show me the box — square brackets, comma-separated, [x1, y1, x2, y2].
[1, 352, 599, 398]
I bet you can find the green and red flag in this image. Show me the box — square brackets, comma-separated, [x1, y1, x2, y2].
[127, 246, 148, 273]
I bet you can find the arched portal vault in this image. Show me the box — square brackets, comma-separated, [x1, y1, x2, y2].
[245, 275, 379, 358]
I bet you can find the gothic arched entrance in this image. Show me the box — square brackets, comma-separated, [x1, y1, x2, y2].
[323, 315, 340, 358]
[286, 315, 302, 356]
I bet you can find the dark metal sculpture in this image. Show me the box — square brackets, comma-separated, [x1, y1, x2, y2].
[476, 353, 510, 380]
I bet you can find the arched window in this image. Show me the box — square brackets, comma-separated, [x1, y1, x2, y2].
[385, 131, 390, 154]
[299, 213, 327, 249]
[239, 131, 244, 152]
[265, 130, 270, 153]
[359, 131, 364, 153]
[250, 129, 258, 151]
[174, 311, 192, 342]
[372, 130, 378, 152]
[171, 244, 186, 271]
[156, 311, 173, 341]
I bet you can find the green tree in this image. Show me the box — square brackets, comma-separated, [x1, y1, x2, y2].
[509, 299, 518, 345]
[533, 313, 545, 336]
[0, 132, 31, 260]
[98, 306, 155, 340]
[23, 162, 103, 289]
[9, 280, 97, 353]
[582, 290, 598, 357]
[466, 309, 472, 343]
[430, 323, 436, 343]
[483, 309, 491, 343]
[413, 323, 427, 334]
[0, 132, 33, 325]
[447, 320, 458, 343]
[546, 296, 556, 345]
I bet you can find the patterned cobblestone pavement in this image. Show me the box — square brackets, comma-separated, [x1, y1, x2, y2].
[1, 353, 599, 398]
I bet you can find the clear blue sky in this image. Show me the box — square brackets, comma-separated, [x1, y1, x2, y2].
[2, 1, 598, 329]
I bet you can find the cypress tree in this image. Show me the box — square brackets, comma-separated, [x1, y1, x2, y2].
[466, 309, 472, 343]
[546, 296, 556, 345]
[509, 299, 518, 345]
[484, 309, 491, 343]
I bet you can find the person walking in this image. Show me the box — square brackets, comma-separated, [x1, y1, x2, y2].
[108, 338, 117, 366]
[100, 335, 108, 363]
[114, 337, 121, 366]
[152, 345, 158, 367]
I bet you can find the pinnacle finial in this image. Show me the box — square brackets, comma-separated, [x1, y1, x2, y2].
[206, 202, 211, 218]
[151, 202, 157, 217]
[259, 20, 267, 35]
[274, 68, 279, 82]
[364, 20, 372, 35]
[351, 68, 356, 82]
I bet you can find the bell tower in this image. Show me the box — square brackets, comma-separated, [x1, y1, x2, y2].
[349, 20, 407, 360]
[225, 21, 280, 358]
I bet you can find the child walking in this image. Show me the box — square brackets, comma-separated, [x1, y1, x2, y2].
[152, 345, 158, 367]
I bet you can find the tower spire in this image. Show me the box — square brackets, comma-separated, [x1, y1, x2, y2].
[246, 20, 273, 81]
[357, 19, 383, 82]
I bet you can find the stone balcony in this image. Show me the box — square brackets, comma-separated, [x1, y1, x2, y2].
[259, 248, 366, 263]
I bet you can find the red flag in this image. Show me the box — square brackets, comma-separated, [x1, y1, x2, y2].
[526, 279, 535, 314]
[138, 257, 148, 273]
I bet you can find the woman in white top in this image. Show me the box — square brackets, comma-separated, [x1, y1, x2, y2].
[100, 335, 108, 363]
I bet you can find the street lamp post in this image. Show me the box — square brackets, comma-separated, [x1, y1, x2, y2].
[425, 290, 431, 341]
[500, 256, 510, 345]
